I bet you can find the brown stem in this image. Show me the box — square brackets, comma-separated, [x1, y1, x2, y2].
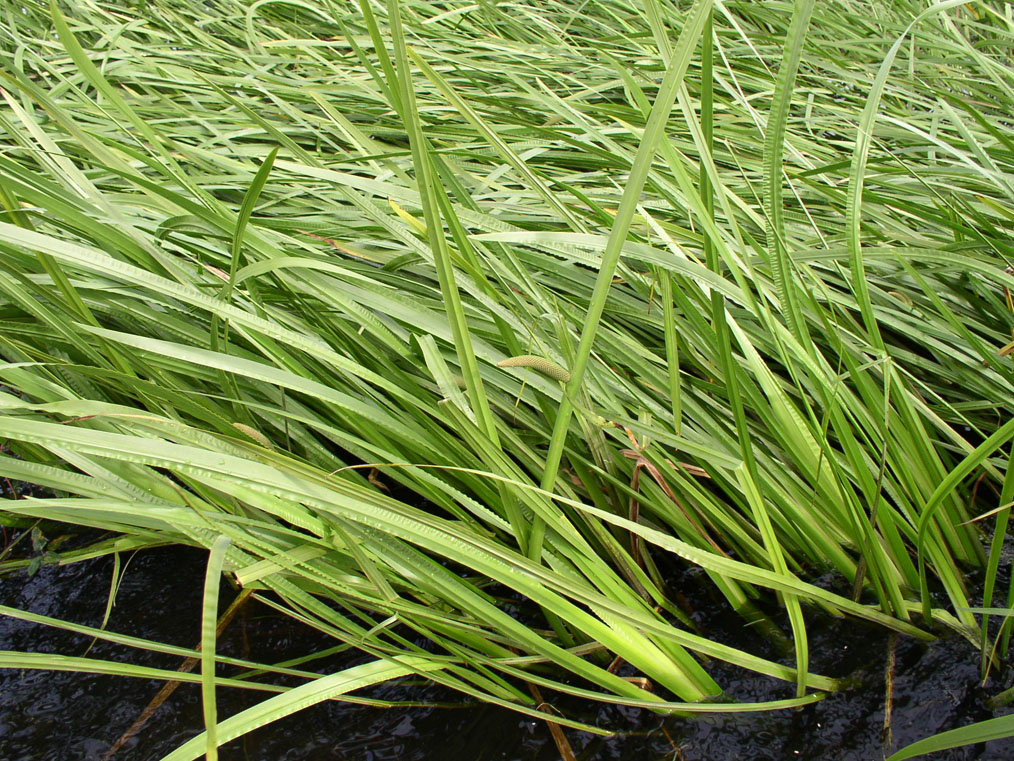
[526, 682, 577, 761]
[101, 589, 253, 760]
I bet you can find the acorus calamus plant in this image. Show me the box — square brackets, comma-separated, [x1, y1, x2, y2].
[0, 0, 1012, 758]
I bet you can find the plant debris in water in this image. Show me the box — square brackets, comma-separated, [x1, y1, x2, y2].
[1, 546, 1011, 760]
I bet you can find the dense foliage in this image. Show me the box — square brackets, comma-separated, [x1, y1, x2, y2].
[0, 0, 1012, 757]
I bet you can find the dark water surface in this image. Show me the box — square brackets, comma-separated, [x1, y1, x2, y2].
[1, 543, 1011, 760]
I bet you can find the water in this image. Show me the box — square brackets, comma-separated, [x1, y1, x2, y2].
[1, 543, 1011, 760]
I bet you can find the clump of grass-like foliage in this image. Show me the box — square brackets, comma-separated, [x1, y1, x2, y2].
[1, 0, 1012, 758]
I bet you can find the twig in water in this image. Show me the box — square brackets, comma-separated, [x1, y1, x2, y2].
[101, 589, 253, 760]
[527, 682, 577, 761]
[881, 632, 898, 757]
